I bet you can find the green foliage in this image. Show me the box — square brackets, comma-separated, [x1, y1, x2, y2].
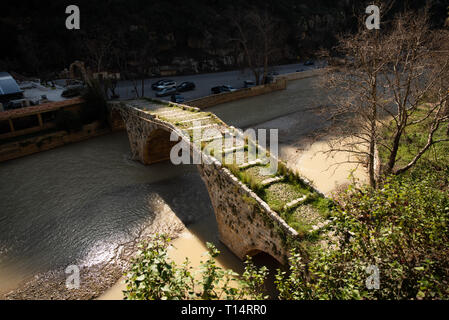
[239, 257, 269, 300]
[123, 235, 193, 300]
[379, 105, 449, 172]
[225, 163, 266, 197]
[280, 172, 449, 299]
[124, 235, 268, 300]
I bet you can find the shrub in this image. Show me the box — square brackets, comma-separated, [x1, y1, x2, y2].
[279, 173, 449, 299]
[123, 235, 268, 300]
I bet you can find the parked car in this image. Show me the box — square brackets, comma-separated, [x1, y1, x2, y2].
[211, 86, 224, 94]
[304, 60, 314, 66]
[170, 94, 185, 103]
[152, 79, 174, 90]
[221, 85, 237, 92]
[177, 81, 195, 92]
[61, 84, 85, 98]
[243, 80, 256, 88]
[211, 85, 238, 94]
[155, 80, 176, 91]
[156, 87, 177, 97]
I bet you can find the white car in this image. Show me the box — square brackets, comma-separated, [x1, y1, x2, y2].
[156, 81, 176, 91]
[221, 85, 237, 92]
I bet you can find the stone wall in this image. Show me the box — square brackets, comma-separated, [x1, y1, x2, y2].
[278, 68, 327, 81]
[0, 121, 109, 162]
[187, 78, 287, 109]
[197, 159, 299, 264]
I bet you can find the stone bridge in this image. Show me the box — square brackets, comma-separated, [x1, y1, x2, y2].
[114, 99, 327, 265]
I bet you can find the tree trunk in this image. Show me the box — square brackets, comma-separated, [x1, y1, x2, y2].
[368, 119, 377, 188]
[253, 69, 260, 85]
[368, 77, 377, 188]
[386, 128, 402, 175]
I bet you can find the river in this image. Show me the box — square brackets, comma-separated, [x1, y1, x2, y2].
[0, 76, 327, 299]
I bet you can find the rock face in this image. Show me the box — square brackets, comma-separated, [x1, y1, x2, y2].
[117, 101, 299, 264]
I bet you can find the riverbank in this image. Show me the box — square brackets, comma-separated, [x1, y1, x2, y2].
[252, 112, 368, 196]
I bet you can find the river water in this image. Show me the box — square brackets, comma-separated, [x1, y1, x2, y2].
[0, 77, 324, 299]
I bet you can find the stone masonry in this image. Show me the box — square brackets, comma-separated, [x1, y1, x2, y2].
[115, 100, 300, 264]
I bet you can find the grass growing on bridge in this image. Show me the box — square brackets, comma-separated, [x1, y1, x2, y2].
[224, 159, 332, 238]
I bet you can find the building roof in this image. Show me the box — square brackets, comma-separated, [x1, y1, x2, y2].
[0, 72, 22, 96]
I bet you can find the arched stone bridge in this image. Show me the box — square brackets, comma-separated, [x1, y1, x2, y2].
[114, 99, 327, 264]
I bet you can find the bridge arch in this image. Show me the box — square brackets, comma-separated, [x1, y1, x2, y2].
[244, 248, 283, 265]
[142, 128, 179, 165]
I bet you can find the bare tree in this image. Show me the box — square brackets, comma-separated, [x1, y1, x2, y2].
[228, 8, 283, 85]
[321, 10, 449, 187]
[85, 35, 114, 74]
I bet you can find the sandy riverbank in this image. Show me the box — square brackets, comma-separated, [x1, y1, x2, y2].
[253, 111, 368, 196]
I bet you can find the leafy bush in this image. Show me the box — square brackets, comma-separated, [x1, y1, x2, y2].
[280, 172, 449, 299]
[123, 235, 268, 300]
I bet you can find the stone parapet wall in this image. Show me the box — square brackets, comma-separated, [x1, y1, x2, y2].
[187, 79, 287, 109]
[278, 68, 327, 81]
[0, 121, 108, 162]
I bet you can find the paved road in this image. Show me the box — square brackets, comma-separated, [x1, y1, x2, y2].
[115, 62, 324, 101]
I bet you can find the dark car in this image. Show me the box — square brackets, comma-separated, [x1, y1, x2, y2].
[151, 79, 173, 90]
[243, 80, 255, 88]
[304, 60, 314, 66]
[170, 94, 185, 103]
[211, 85, 237, 94]
[177, 81, 195, 92]
[156, 87, 177, 97]
[211, 86, 224, 94]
